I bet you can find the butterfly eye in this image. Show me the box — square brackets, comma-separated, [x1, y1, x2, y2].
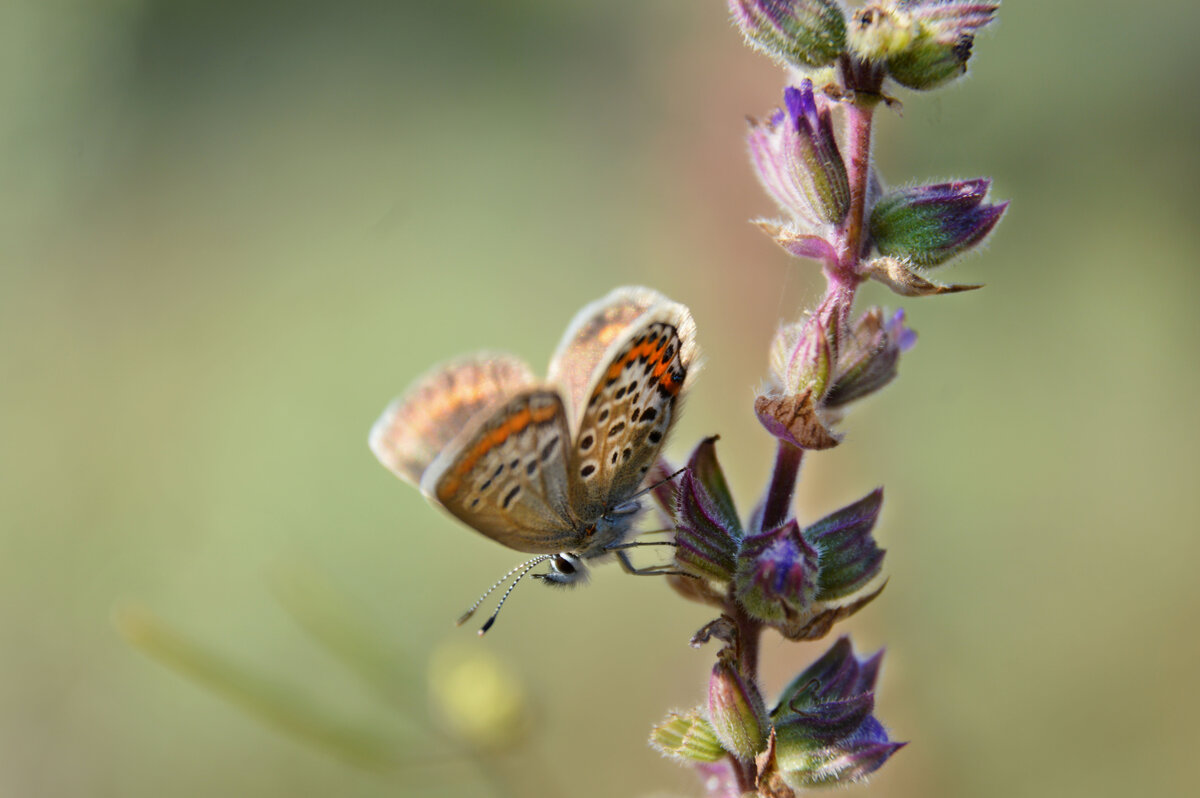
[537, 554, 589, 588]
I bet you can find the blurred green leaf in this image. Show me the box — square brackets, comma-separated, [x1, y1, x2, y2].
[268, 561, 419, 715]
[114, 604, 404, 770]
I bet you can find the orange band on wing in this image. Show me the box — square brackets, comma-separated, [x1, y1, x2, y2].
[437, 401, 558, 501]
[601, 331, 683, 397]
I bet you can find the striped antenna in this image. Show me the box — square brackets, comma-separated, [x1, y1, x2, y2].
[476, 555, 554, 635]
[456, 554, 553, 630]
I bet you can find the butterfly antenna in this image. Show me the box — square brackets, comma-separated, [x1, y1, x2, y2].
[476, 555, 553, 636]
[631, 465, 689, 501]
[456, 555, 552, 628]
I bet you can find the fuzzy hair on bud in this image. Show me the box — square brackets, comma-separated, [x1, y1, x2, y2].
[730, 0, 848, 68]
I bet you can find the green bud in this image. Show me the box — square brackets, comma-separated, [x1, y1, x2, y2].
[887, 28, 973, 89]
[757, 313, 842, 451]
[769, 316, 832, 401]
[649, 709, 727, 764]
[730, 0, 848, 69]
[886, 2, 999, 90]
[708, 656, 769, 761]
[869, 179, 1007, 268]
[847, 4, 916, 63]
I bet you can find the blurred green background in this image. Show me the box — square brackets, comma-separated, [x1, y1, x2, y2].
[3, 1, 1198, 796]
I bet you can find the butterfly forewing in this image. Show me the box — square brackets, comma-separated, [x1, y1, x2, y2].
[370, 354, 535, 485]
[568, 307, 696, 520]
[423, 389, 578, 554]
[547, 287, 666, 420]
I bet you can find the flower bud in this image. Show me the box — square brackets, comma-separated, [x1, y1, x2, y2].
[847, 4, 916, 63]
[733, 492, 887, 640]
[649, 709, 727, 764]
[809, 488, 886, 602]
[887, 1, 999, 90]
[756, 313, 841, 450]
[708, 656, 769, 761]
[674, 438, 743, 586]
[776, 692, 876, 750]
[771, 636, 882, 722]
[729, 0, 847, 68]
[748, 80, 850, 228]
[734, 519, 820, 628]
[824, 308, 915, 408]
[769, 315, 832, 400]
[767, 637, 904, 788]
[777, 728, 906, 788]
[869, 178, 1007, 267]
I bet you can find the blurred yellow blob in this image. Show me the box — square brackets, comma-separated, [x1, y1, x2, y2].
[427, 643, 530, 752]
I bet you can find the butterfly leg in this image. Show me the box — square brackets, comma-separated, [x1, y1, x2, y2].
[606, 540, 677, 551]
[615, 549, 697, 578]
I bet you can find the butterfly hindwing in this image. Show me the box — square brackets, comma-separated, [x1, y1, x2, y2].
[369, 354, 535, 486]
[423, 389, 578, 554]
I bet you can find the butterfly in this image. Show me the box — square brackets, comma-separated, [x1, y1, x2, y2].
[369, 286, 699, 631]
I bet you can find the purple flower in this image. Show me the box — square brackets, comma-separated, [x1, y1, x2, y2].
[767, 637, 905, 788]
[748, 79, 850, 230]
[735, 519, 822, 628]
[824, 307, 915, 408]
[733, 491, 887, 640]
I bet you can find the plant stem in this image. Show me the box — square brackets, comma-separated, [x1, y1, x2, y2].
[728, 603, 764, 792]
[759, 441, 804, 532]
[820, 96, 876, 356]
[838, 99, 876, 277]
